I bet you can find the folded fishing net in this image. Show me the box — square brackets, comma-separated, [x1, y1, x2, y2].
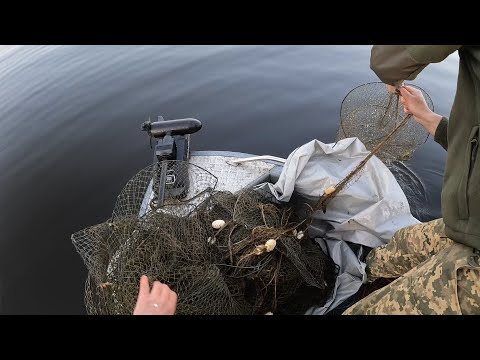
[72, 160, 338, 315]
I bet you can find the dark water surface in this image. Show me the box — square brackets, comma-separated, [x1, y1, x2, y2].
[0, 45, 459, 314]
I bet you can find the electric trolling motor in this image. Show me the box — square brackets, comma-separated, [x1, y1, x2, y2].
[141, 116, 202, 207]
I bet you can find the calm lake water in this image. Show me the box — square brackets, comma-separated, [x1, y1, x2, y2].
[0, 45, 459, 314]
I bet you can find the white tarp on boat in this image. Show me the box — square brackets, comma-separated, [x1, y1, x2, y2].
[258, 138, 420, 314]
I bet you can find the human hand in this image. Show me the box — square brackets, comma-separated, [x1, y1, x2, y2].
[133, 275, 178, 315]
[398, 85, 443, 136]
[385, 82, 403, 94]
[386, 84, 398, 94]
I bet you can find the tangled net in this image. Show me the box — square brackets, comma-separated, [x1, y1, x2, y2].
[72, 161, 338, 315]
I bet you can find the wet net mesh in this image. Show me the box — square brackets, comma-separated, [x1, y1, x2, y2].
[336, 82, 433, 162]
[315, 82, 435, 212]
[72, 161, 338, 315]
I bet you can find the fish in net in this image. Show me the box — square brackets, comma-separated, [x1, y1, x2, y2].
[72, 161, 339, 315]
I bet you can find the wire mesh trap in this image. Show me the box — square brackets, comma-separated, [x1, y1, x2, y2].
[336, 82, 434, 162]
[316, 82, 434, 212]
[72, 160, 338, 315]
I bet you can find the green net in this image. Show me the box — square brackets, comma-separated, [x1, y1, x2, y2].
[72, 161, 338, 315]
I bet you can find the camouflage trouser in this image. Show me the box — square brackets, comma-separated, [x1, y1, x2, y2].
[343, 219, 480, 315]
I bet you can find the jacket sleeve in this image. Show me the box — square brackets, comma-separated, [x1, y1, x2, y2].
[370, 45, 461, 86]
[371, 45, 460, 150]
[434, 116, 449, 151]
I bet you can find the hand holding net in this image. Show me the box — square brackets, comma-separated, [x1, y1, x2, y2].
[317, 82, 434, 212]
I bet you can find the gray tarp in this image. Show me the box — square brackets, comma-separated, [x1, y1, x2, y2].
[257, 138, 420, 314]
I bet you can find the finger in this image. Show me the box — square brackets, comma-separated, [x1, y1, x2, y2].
[403, 85, 422, 96]
[138, 275, 150, 299]
[170, 290, 178, 308]
[159, 284, 176, 308]
[151, 281, 169, 299]
[404, 106, 410, 114]
[385, 84, 397, 94]
[168, 291, 178, 314]
[400, 97, 406, 105]
[399, 86, 413, 99]
[165, 290, 178, 315]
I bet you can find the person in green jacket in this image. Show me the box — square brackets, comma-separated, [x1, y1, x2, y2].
[344, 45, 480, 315]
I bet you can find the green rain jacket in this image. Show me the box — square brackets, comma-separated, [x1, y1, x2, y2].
[370, 45, 480, 250]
